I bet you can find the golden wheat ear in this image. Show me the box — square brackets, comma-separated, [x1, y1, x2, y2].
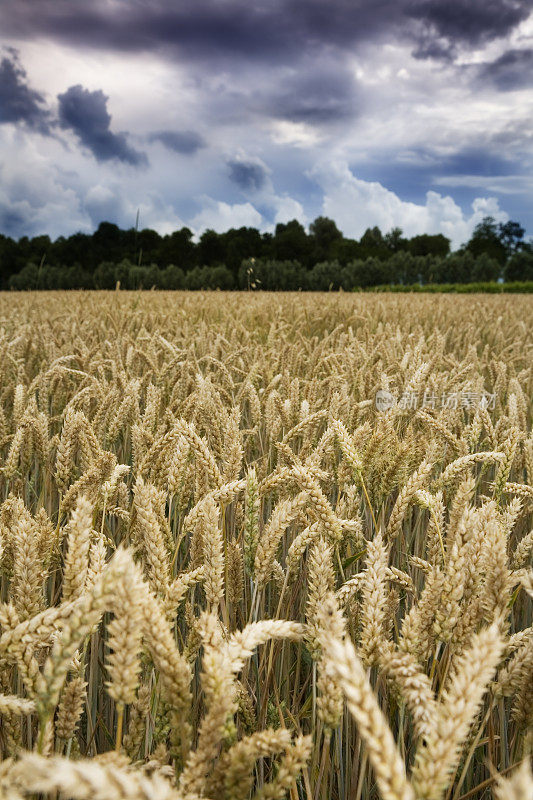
[411, 622, 504, 800]
[323, 628, 415, 800]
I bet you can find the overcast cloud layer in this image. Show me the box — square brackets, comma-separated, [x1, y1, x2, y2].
[0, 0, 532, 246]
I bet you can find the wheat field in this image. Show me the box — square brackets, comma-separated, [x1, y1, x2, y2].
[0, 290, 531, 800]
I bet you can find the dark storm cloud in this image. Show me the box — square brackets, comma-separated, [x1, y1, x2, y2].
[3, 0, 530, 65]
[0, 203, 28, 237]
[270, 66, 358, 123]
[411, 37, 456, 61]
[0, 0, 390, 60]
[227, 160, 268, 191]
[491, 119, 533, 150]
[1, 1, 532, 242]
[0, 49, 50, 133]
[149, 130, 205, 154]
[408, 0, 531, 47]
[478, 48, 533, 90]
[57, 85, 147, 166]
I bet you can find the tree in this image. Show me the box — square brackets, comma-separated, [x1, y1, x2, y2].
[224, 227, 264, 274]
[407, 234, 450, 258]
[307, 261, 342, 291]
[388, 251, 419, 284]
[360, 227, 384, 247]
[0, 234, 24, 285]
[114, 259, 134, 288]
[159, 228, 196, 270]
[238, 259, 307, 290]
[161, 264, 185, 289]
[136, 229, 162, 265]
[469, 253, 500, 282]
[1, 212, 530, 290]
[54, 232, 93, 271]
[272, 220, 311, 264]
[498, 220, 525, 258]
[444, 252, 475, 283]
[505, 250, 533, 281]
[384, 227, 406, 253]
[93, 222, 121, 252]
[9, 262, 40, 290]
[309, 217, 343, 263]
[343, 257, 393, 288]
[198, 230, 225, 266]
[465, 217, 506, 265]
[209, 265, 235, 289]
[28, 235, 52, 265]
[359, 227, 389, 259]
[331, 237, 361, 264]
[94, 261, 118, 289]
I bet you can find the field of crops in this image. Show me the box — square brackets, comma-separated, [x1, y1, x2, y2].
[0, 291, 531, 800]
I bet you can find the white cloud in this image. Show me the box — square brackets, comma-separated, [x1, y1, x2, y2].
[310, 159, 508, 248]
[0, 128, 89, 237]
[272, 196, 307, 226]
[84, 185, 120, 225]
[17, 39, 195, 136]
[269, 120, 323, 147]
[134, 195, 186, 235]
[84, 184, 184, 234]
[190, 197, 263, 234]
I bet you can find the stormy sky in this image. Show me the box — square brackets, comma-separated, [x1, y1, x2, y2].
[0, 0, 532, 246]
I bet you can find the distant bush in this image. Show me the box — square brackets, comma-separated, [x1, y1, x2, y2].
[7, 256, 533, 292]
[505, 250, 533, 282]
[185, 265, 234, 290]
[238, 259, 308, 290]
[161, 265, 185, 289]
[8, 263, 41, 290]
[361, 281, 533, 293]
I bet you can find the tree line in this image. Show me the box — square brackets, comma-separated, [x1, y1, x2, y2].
[2, 215, 532, 290]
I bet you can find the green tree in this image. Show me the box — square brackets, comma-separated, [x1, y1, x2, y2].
[443, 252, 475, 283]
[359, 227, 389, 259]
[505, 250, 533, 281]
[136, 229, 161, 265]
[224, 227, 263, 275]
[470, 253, 500, 282]
[307, 260, 342, 290]
[159, 228, 196, 269]
[93, 222, 123, 263]
[408, 233, 450, 258]
[93, 261, 118, 289]
[54, 232, 93, 271]
[384, 227, 407, 253]
[198, 230, 225, 266]
[9, 262, 40, 290]
[272, 220, 311, 264]
[0, 234, 27, 284]
[330, 237, 361, 264]
[309, 217, 343, 263]
[161, 264, 185, 289]
[498, 220, 525, 258]
[465, 217, 506, 265]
